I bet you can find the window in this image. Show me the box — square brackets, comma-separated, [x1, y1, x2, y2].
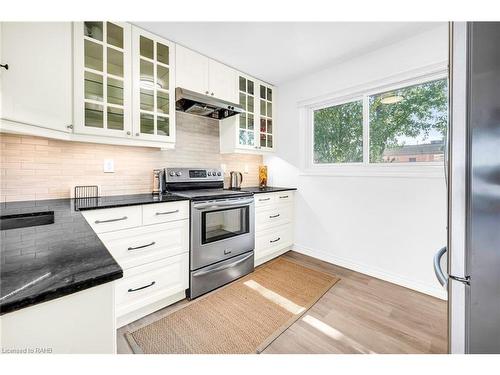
[369, 79, 447, 164]
[309, 75, 448, 168]
[313, 100, 363, 163]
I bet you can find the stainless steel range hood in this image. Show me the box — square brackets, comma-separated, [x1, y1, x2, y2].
[175, 87, 244, 120]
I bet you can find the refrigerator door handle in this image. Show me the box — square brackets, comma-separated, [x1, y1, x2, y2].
[449, 274, 471, 285]
[433, 246, 448, 288]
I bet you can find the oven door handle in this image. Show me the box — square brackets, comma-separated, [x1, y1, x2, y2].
[192, 253, 253, 277]
[193, 198, 254, 210]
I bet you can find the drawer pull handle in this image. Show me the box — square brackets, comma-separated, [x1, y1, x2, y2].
[279, 195, 289, 199]
[224, 249, 232, 255]
[128, 281, 155, 292]
[155, 209, 179, 216]
[259, 198, 271, 201]
[128, 241, 156, 251]
[269, 214, 280, 218]
[270, 237, 281, 243]
[95, 216, 128, 224]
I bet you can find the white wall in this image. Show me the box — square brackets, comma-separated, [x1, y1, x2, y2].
[266, 25, 449, 299]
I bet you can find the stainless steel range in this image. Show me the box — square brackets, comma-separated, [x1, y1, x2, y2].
[163, 167, 255, 299]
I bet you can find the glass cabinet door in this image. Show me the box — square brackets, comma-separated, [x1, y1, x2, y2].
[132, 28, 175, 142]
[75, 22, 131, 136]
[238, 76, 256, 148]
[259, 83, 274, 149]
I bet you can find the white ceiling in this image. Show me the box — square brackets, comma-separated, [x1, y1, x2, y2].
[135, 22, 445, 85]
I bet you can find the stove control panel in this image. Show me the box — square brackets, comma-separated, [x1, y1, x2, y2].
[165, 167, 224, 183]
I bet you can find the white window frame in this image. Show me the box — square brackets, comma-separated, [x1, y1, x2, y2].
[300, 62, 448, 178]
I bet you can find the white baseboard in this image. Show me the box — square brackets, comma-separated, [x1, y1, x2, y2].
[292, 244, 447, 300]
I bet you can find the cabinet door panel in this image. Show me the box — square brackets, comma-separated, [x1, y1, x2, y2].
[1, 22, 72, 132]
[115, 254, 188, 318]
[258, 82, 275, 151]
[208, 59, 237, 102]
[235, 74, 257, 149]
[175, 45, 208, 95]
[132, 27, 175, 143]
[73, 22, 132, 137]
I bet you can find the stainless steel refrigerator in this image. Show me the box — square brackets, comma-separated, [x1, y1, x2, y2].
[434, 21, 500, 354]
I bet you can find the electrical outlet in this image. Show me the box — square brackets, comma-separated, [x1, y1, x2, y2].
[103, 159, 114, 173]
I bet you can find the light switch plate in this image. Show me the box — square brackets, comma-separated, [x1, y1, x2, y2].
[103, 159, 114, 173]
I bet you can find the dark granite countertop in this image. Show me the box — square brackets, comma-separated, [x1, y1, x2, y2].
[0, 193, 189, 315]
[239, 186, 297, 194]
[74, 193, 189, 211]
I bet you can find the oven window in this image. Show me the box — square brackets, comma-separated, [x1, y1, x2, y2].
[201, 206, 250, 244]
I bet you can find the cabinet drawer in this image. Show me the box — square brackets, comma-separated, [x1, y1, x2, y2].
[115, 254, 188, 318]
[255, 204, 293, 232]
[254, 191, 294, 208]
[99, 220, 189, 270]
[255, 224, 293, 260]
[142, 201, 189, 226]
[274, 191, 294, 205]
[255, 193, 276, 207]
[82, 206, 142, 234]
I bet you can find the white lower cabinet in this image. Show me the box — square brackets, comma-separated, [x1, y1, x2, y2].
[81, 205, 142, 234]
[115, 254, 188, 326]
[0, 283, 116, 354]
[81, 201, 189, 327]
[254, 191, 295, 266]
[142, 200, 189, 226]
[98, 220, 189, 270]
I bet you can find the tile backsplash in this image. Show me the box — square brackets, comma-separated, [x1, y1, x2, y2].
[0, 113, 263, 202]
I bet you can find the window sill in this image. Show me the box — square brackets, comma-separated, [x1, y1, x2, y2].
[299, 164, 446, 178]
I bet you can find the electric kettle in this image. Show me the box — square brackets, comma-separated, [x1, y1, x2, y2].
[229, 171, 243, 189]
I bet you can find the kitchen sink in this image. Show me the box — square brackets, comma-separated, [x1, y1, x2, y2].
[0, 211, 55, 230]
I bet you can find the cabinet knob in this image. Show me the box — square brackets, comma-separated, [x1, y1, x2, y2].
[135, 133, 140, 136]
[66, 125, 73, 130]
[205, 91, 209, 95]
[211, 92, 214, 96]
[0, 64, 8, 70]
[126, 131, 131, 135]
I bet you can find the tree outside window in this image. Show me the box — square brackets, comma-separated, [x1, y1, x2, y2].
[313, 100, 363, 163]
[312, 78, 448, 165]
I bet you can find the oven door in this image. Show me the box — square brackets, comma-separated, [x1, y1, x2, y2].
[191, 197, 255, 270]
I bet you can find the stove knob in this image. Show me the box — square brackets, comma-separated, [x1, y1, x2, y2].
[169, 171, 175, 176]
[176, 171, 182, 176]
[207, 172, 212, 176]
[217, 172, 222, 176]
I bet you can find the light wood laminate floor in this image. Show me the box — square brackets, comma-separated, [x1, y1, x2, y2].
[117, 251, 448, 354]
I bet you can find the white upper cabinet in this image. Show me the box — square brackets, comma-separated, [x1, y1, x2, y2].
[236, 74, 257, 149]
[175, 45, 209, 95]
[0, 21, 273, 153]
[131, 27, 175, 144]
[208, 60, 238, 103]
[220, 74, 276, 154]
[176, 45, 237, 103]
[0, 22, 72, 133]
[257, 82, 274, 150]
[73, 22, 132, 138]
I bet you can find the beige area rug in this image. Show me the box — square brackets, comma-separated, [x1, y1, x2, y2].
[125, 257, 339, 354]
